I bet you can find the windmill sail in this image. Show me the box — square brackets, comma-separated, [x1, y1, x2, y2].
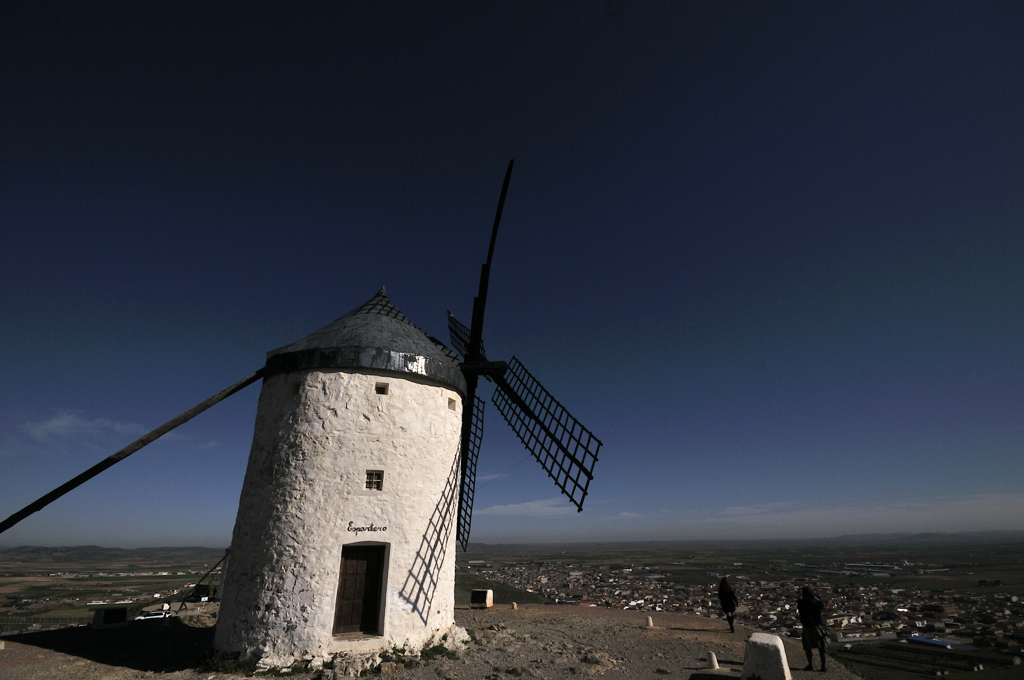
[491, 357, 601, 511]
[449, 158, 600, 547]
[447, 311, 485, 361]
[455, 395, 484, 550]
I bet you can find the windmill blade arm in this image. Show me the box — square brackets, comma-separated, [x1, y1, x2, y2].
[0, 368, 265, 536]
[490, 357, 601, 511]
[460, 360, 506, 380]
[456, 395, 484, 550]
[466, 159, 514, 360]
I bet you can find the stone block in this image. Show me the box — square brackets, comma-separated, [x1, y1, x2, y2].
[471, 589, 493, 609]
[741, 632, 792, 680]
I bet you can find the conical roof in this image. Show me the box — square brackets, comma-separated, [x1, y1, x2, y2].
[264, 288, 466, 394]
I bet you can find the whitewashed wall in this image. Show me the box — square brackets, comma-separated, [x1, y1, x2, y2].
[215, 369, 463, 667]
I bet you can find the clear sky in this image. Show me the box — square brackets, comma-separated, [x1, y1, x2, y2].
[2, 2, 1023, 548]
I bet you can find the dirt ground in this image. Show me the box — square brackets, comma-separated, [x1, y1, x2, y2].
[0, 604, 860, 680]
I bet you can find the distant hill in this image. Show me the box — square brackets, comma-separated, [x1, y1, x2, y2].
[0, 545, 226, 563]
[465, 530, 1024, 553]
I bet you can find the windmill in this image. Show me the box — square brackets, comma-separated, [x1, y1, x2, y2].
[449, 159, 603, 551]
[0, 160, 603, 666]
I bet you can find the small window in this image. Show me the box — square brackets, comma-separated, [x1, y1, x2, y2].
[448, 398, 457, 411]
[365, 470, 383, 491]
[375, 382, 389, 395]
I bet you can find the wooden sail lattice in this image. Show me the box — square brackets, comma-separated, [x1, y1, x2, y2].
[491, 357, 600, 511]
[455, 395, 484, 550]
[446, 312, 485, 360]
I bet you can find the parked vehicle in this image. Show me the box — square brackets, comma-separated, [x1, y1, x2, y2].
[134, 610, 172, 620]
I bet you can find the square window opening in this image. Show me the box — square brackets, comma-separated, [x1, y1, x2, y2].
[375, 383, 389, 395]
[448, 398, 457, 411]
[365, 470, 384, 491]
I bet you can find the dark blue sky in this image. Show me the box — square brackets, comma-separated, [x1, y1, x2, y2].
[2, 2, 1022, 547]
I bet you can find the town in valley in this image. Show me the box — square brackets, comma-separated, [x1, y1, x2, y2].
[2, 534, 1023, 676]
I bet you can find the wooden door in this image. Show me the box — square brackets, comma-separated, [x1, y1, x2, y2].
[333, 545, 384, 635]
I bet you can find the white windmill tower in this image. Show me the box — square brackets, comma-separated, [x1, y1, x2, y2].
[213, 287, 467, 666]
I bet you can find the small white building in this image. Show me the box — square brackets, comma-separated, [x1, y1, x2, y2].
[215, 289, 466, 667]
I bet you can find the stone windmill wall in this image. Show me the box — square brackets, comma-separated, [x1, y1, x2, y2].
[214, 289, 466, 667]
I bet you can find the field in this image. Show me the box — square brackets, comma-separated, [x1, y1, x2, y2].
[831, 640, 1024, 680]
[0, 546, 226, 630]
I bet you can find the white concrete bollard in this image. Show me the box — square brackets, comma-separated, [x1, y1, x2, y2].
[512, 602, 517, 610]
[645, 616, 654, 628]
[741, 632, 792, 680]
[707, 651, 719, 669]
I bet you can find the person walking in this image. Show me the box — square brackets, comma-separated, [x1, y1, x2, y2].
[797, 586, 828, 672]
[718, 577, 739, 633]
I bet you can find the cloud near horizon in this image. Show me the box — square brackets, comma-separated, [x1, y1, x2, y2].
[718, 501, 799, 518]
[475, 498, 578, 518]
[1, 412, 149, 458]
[470, 492, 1024, 543]
[670, 492, 1024, 539]
[0, 411, 215, 460]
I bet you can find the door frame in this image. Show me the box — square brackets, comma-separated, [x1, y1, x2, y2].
[333, 541, 389, 637]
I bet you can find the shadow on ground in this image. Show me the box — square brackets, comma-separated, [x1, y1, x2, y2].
[6, 619, 215, 673]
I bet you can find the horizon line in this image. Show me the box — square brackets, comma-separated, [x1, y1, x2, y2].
[3, 528, 1024, 552]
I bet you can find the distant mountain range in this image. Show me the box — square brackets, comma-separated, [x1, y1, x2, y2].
[3, 530, 1022, 559]
[466, 530, 1024, 551]
[0, 545, 227, 562]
